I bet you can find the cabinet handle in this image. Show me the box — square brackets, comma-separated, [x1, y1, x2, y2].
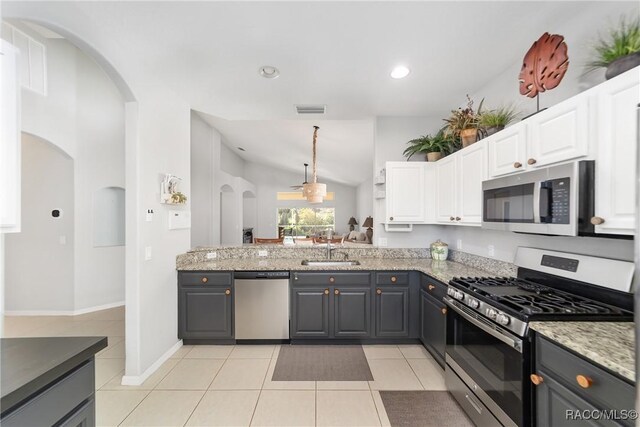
[530, 374, 544, 385]
[334, 289, 340, 295]
[225, 288, 231, 296]
[428, 284, 436, 291]
[376, 288, 382, 295]
[389, 216, 394, 221]
[576, 375, 593, 389]
[329, 276, 335, 283]
[455, 217, 461, 221]
[513, 162, 522, 169]
[324, 288, 329, 295]
[527, 158, 537, 165]
[590, 216, 605, 225]
[449, 216, 455, 221]
[390, 276, 397, 283]
[441, 307, 447, 315]
[201, 277, 208, 283]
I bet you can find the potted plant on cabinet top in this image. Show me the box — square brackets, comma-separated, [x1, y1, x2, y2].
[403, 131, 452, 162]
[479, 105, 520, 136]
[587, 17, 640, 80]
[444, 95, 484, 148]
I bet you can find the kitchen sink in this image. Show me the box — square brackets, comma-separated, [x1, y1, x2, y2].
[301, 260, 361, 266]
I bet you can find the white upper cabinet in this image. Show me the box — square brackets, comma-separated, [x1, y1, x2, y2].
[488, 122, 527, 177]
[457, 141, 487, 225]
[385, 162, 425, 223]
[436, 141, 486, 226]
[527, 93, 589, 168]
[435, 155, 457, 224]
[593, 69, 639, 236]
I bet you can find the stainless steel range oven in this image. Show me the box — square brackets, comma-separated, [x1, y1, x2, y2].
[445, 297, 527, 427]
[444, 248, 634, 427]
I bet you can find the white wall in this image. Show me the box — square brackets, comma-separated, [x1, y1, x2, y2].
[220, 141, 245, 177]
[5, 134, 75, 312]
[4, 33, 126, 312]
[190, 112, 215, 248]
[356, 177, 373, 229]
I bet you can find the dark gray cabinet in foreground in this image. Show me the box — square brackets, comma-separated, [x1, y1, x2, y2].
[334, 287, 371, 337]
[291, 287, 330, 338]
[178, 272, 234, 342]
[375, 286, 409, 337]
[420, 289, 446, 366]
[533, 335, 635, 427]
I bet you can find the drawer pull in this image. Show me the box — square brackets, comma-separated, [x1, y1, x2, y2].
[201, 277, 208, 283]
[376, 288, 382, 295]
[450, 216, 455, 221]
[428, 284, 436, 291]
[329, 276, 335, 283]
[390, 216, 394, 221]
[455, 216, 461, 221]
[530, 374, 544, 385]
[334, 289, 340, 295]
[324, 288, 329, 295]
[225, 288, 231, 296]
[390, 276, 397, 283]
[441, 307, 447, 315]
[527, 158, 537, 165]
[590, 216, 605, 225]
[514, 162, 522, 169]
[576, 375, 593, 389]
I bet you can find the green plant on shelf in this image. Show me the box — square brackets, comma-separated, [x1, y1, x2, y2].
[587, 16, 640, 70]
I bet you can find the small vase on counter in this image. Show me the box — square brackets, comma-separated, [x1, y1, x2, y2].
[430, 239, 449, 261]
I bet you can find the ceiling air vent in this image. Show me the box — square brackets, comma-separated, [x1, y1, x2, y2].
[295, 104, 326, 115]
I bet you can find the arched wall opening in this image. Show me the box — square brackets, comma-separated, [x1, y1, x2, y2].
[220, 184, 236, 245]
[242, 190, 256, 240]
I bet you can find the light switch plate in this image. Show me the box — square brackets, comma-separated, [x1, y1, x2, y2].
[206, 252, 217, 259]
[456, 239, 463, 250]
[145, 209, 153, 222]
[378, 238, 388, 247]
[258, 250, 268, 257]
[145, 246, 152, 261]
[488, 245, 495, 257]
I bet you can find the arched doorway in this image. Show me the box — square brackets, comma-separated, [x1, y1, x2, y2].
[220, 184, 237, 245]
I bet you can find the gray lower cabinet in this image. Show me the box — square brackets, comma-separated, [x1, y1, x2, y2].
[59, 398, 95, 427]
[178, 286, 233, 340]
[533, 335, 635, 427]
[374, 287, 409, 337]
[291, 287, 330, 338]
[419, 289, 446, 366]
[334, 287, 371, 338]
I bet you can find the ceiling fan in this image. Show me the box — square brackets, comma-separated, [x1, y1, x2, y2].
[290, 163, 309, 190]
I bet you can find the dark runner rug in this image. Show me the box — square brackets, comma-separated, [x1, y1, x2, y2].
[380, 390, 474, 427]
[271, 345, 373, 381]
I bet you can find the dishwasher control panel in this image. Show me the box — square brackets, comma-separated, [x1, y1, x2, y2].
[234, 271, 290, 280]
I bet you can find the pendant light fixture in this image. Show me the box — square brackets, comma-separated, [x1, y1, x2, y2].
[302, 126, 327, 204]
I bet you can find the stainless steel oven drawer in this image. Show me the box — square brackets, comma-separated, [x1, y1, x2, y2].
[445, 366, 503, 427]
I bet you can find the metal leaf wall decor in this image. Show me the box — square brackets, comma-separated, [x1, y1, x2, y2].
[519, 32, 569, 98]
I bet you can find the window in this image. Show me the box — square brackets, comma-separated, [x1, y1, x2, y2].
[277, 207, 335, 236]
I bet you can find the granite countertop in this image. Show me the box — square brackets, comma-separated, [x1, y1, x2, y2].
[177, 258, 505, 284]
[1, 336, 108, 414]
[530, 322, 635, 382]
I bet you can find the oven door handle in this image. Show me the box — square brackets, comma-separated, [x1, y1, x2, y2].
[444, 298, 523, 353]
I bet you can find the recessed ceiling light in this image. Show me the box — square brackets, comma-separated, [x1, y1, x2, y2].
[390, 65, 410, 79]
[259, 66, 280, 79]
[237, 147, 246, 151]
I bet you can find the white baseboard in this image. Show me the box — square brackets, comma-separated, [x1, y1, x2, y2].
[4, 301, 125, 316]
[121, 340, 183, 386]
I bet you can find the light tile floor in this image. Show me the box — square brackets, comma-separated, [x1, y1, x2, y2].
[3, 307, 447, 426]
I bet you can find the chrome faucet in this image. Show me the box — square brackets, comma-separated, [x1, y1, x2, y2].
[326, 229, 333, 259]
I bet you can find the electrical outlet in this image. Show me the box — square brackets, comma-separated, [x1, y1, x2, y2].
[258, 250, 268, 257]
[145, 246, 152, 261]
[145, 209, 154, 222]
[206, 252, 217, 260]
[59, 235, 66, 245]
[378, 238, 388, 247]
[456, 239, 463, 250]
[488, 245, 495, 257]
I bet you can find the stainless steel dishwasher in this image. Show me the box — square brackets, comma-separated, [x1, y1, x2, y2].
[234, 271, 290, 342]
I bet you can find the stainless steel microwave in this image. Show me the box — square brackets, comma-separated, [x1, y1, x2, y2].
[482, 161, 595, 236]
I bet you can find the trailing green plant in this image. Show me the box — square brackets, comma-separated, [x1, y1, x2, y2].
[587, 16, 640, 70]
[479, 105, 520, 128]
[443, 95, 484, 137]
[402, 131, 454, 160]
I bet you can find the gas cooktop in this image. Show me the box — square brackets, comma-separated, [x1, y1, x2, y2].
[449, 276, 632, 319]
